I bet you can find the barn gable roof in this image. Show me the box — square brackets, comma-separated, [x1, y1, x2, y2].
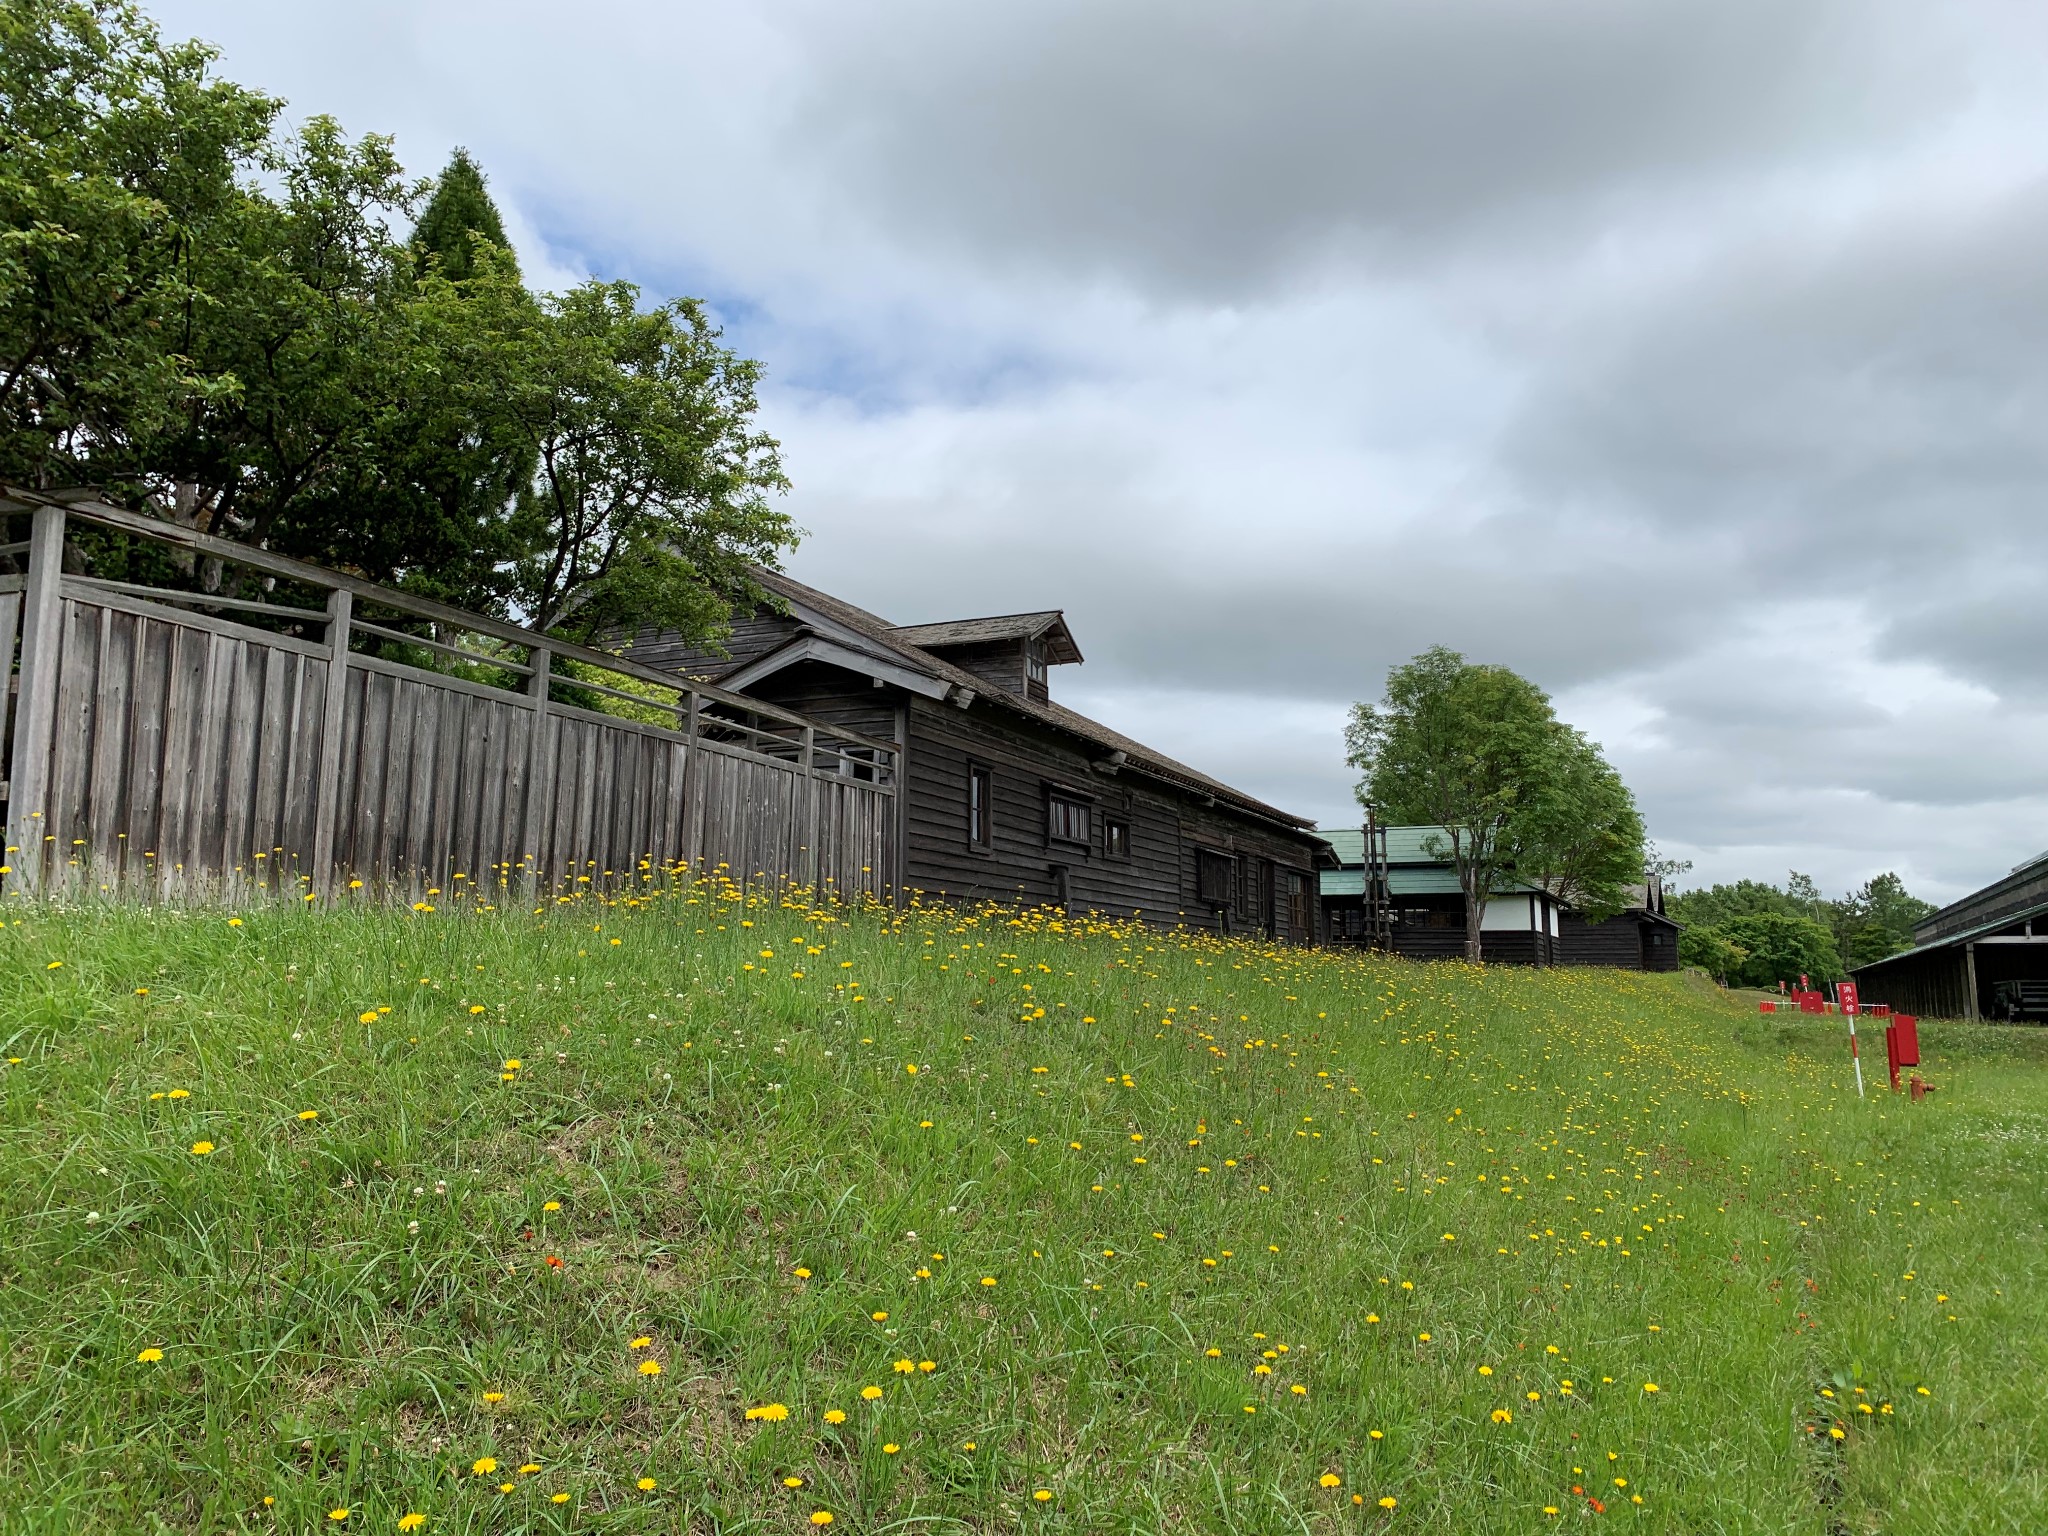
[891, 611, 1083, 665]
[741, 568, 1318, 834]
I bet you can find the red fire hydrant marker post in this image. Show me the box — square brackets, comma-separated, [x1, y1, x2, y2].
[1838, 981, 1863, 1098]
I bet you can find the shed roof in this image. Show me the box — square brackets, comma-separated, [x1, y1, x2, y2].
[1322, 826, 1492, 865]
[892, 611, 1083, 665]
[1322, 866, 1536, 898]
[1852, 896, 2048, 975]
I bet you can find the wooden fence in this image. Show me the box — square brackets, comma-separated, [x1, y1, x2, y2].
[0, 488, 897, 902]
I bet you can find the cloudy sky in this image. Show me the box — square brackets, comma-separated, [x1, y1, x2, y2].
[157, 0, 2048, 904]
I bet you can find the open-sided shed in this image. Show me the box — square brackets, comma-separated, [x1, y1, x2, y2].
[1852, 851, 2048, 1020]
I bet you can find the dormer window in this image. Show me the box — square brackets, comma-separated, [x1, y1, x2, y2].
[1027, 645, 1047, 689]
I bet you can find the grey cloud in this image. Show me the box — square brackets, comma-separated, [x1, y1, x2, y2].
[792, 0, 1960, 294]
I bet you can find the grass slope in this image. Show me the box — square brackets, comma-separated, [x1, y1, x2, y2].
[1, 881, 2043, 1534]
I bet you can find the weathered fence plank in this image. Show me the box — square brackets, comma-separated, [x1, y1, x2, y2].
[2, 489, 897, 903]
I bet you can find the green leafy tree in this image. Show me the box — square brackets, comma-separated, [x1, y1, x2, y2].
[0, 0, 277, 492]
[1841, 872, 1933, 968]
[2, 1, 794, 645]
[1678, 924, 1748, 985]
[495, 278, 793, 641]
[1348, 647, 1562, 961]
[1721, 912, 1841, 989]
[1508, 726, 1647, 921]
[409, 147, 513, 285]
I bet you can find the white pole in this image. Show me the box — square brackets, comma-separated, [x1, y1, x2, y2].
[1848, 1014, 1864, 1098]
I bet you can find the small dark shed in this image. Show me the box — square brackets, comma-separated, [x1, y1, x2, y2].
[1320, 827, 1679, 969]
[624, 571, 1333, 936]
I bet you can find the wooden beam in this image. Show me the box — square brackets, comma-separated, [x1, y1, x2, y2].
[800, 724, 818, 891]
[521, 647, 555, 890]
[309, 589, 353, 895]
[0, 487, 898, 760]
[6, 504, 66, 890]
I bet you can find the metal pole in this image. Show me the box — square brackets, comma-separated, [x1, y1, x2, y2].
[1848, 1012, 1863, 1098]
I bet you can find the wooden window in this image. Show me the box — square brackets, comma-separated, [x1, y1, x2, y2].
[1046, 791, 1090, 847]
[1196, 848, 1233, 905]
[1287, 870, 1310, 940]
[968, 764, 993, 849]
[1027, 645, 1047, 688]
[1104, 818, 1131, 860]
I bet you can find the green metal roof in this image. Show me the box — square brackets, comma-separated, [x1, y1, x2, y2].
[1321, 825, 1479, 867]
[1321, 867, 1532, 898]
[1850, 896, 2048, 974]
[1323, 828, 1366, 864]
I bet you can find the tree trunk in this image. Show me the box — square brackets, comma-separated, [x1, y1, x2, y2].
[1464, 873, 1485, 962]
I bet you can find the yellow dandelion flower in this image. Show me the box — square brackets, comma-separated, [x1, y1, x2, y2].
[472, 1458, 497, 1476]
[1033, 1490, 1053, 1502]
[189, 1141, 215, 1156]
[860, 1385, 883, 1400]
[811, 1513, 834, 1526]
[1379, 1496, 1398, 1510]
[637, 1477, 657, 1491]
[824, 1409, 848, 1424]
[297, 1110, 319, 1121]
[327, 1510, 348, 1522]
[638, 1360, 662, 1376]
[398, 1517, 426, 1532]
[1320, 1474, 1343, 1489]
[136, 1347, 164, 1363]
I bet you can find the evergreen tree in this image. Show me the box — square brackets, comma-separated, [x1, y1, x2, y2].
[410, 147, 515, 284]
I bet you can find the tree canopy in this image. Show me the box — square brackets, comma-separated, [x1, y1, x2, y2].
[1668, 870, 1934, 982]
[1346, 646, 1647, 960]
[0, 0, 791, 645]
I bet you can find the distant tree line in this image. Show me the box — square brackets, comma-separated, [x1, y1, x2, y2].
[1668, 873, 1934, 989]
[0, 0, 791, 646]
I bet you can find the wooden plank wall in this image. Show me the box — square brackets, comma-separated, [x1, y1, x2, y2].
[5, 574, 894, 904]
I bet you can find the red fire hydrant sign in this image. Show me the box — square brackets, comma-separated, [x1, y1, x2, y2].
[1838, 982, 1863, 1097]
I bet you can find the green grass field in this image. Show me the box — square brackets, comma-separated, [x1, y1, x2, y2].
[2, 879, 2043, 1534]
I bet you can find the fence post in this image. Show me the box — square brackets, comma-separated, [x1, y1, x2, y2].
[309, 588, 352, 895]
[6, 504, 66, 892]
[521, 647, 554, 896]
[678, 689, 700, 872]
[800, 724, 818, 892]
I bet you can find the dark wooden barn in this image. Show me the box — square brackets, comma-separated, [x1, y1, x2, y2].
[1852, 850, 2048, 1019]
[623, 571, 1334, 936]
[1320, 827, 1679, 968]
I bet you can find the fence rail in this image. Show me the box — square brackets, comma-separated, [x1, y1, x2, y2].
[0, 487, 896, 901]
